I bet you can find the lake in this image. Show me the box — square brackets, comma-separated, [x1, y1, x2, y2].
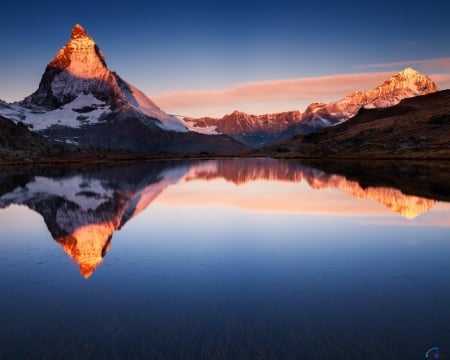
[0, 158, 449, 359]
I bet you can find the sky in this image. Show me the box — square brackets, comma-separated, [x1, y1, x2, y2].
[0, 0, 449, 117]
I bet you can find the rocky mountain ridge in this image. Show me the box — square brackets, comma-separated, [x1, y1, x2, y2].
[184, 110, 303, 147]
[186, 68, 438, 147]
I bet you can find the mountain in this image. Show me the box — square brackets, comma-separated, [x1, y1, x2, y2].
[183, 110, 303, 147]
[0, 25, 247, 154]
[279, 68, 438, 140]
[184, 68, 437, 147]
[267, 89, 450, 159]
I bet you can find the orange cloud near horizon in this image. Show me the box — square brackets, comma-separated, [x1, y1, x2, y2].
[153, 71, 450, 118]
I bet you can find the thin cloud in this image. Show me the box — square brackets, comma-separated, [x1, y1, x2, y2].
[356, 57, 450, 71]
[154, 72, 393, 116]
[153, 70, 450, 118]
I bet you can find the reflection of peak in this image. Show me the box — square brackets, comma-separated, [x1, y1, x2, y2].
[59, 228, 112, 279]
[0, 163, 188, 277]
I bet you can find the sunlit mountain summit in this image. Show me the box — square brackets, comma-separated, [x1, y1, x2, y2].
[6, 25, 186, 132]
[0, 24, 245, 154]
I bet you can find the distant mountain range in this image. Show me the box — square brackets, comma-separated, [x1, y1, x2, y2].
[0, 159, 441, 277]
[183, 110, 303, 147]
[0, 24, 444, 155]
[185, 68, 438, 147]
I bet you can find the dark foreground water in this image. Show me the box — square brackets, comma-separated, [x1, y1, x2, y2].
[0, 159, 449, 359]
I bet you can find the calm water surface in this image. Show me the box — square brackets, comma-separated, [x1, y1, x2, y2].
[0, 159, 449, 359]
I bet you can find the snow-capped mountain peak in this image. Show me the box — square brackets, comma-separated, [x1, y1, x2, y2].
[300, 67, 438, 127]
[375, 67, 438, 95]
[71, 23, 90, 39]
[2, 24, 187, 133]
[49, 24, 108, 82]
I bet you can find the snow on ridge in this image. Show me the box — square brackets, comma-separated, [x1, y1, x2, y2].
[123, 82, 188, 133]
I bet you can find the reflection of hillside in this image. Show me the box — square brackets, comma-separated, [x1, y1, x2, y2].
[185, 159, 435, 218]
[303, 172, 435, 219]
[0, 159, 443, 277]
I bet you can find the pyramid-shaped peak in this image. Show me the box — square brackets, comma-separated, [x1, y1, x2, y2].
[71, 23, 90, 39]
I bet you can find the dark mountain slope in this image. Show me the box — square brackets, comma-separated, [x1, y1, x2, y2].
[0, 115, 67, 161]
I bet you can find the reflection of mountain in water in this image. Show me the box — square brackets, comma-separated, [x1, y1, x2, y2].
[302, 170, 435, 220]
[0, 163, 188, 278]
[0, 159, 440, 277]
[186, 159, 435, 219]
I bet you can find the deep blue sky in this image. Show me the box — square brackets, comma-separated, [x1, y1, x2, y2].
[1, 0, 449, 116]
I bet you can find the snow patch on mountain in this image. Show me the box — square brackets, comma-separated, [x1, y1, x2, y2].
[178, 116, 219, 135]
[0, 95, 111, 131]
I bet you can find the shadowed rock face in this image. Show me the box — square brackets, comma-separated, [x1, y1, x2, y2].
[0, 159, 446, 278]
